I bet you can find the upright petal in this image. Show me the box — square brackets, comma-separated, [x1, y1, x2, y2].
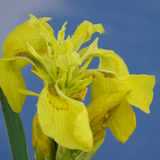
[97, 49, 129, 78]
[37, 83, 93, 151]
[0, 59, 26, 113]
[57, 22, 67, 46]
[71, 21, 104, 52]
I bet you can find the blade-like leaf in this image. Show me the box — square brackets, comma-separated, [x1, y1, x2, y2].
[0, 87, 29, 160]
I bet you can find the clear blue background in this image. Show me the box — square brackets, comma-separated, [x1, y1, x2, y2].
[0, 0, 159, 159]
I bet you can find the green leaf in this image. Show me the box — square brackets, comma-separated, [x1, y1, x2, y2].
[0, 87, 29, 160]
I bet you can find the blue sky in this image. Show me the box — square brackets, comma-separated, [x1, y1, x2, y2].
[0, 0, 160, 159]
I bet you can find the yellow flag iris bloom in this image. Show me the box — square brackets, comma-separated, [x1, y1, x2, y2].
[0, 14, 155, 153]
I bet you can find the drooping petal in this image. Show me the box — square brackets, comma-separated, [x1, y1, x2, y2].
[2, 21, 47, 56]
[108, 100, 136, 143]
[121, 75, 155, 113]
[0, 59, 26, 113]
[87, 94, 109, 144]
[87, 95, 107, 146]
[87, 90, 130, 145]
[87, 94, 108, 124]
[1, 39, 29, 69]
[37, 83, 93, 151]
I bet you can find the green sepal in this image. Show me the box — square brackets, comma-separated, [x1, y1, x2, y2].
[56, 145, 71, 160]
[75, 137, 105, 160]
[69, 149, 81, 160]
[0, 87, 29, 160]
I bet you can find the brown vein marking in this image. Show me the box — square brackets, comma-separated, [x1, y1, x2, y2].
[47, 83, 69, 110]
[15, 52, 43, 68]
[103, 72, 116, 79]
[48, 82, 57, 96]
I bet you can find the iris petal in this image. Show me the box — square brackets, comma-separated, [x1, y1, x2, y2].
[108, 100, 136, 143]
[37, 83, 93, 151]
[121, 75, 155, 113]
[0, 59, 26, 113]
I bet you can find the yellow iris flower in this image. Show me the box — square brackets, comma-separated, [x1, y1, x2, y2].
[0, 14, 155, 154]
[0, 14, 105, 151]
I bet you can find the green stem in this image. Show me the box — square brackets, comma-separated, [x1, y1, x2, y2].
[0, 88, 29, 160]
[35, 146, 45, 160]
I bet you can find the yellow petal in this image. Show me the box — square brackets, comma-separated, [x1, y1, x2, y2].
[87, 94, 109, 144]
[71, 87, 88, 101]
[121, 75, 155, 113]
[56, 35, 82, 69]
[87, 94, 108, 123]
[79, 38, 99, 62]
[88, 90, 130, 142]
[2, 21, 47, 56]
[2, 39, 29, 68]
[18, 89, 39, 97]
[83, 21, 105, 43]
[0, 60, 26, 113]
[108, 100, 136, 143]
[32, 113, 53, 159]
[71, 23, 87, 52]
[108, 90, 131, 110]
[37, 83, 93, 151]
[57, 22, 67, 46]
[2, 14, 54, 60]
[79, 43, 129, 78]
[56, 51, 82, 69]
[28, 14, 61, 56]
[98, 49, 129, 78]
[71, 21, 104, 52]
[91, 74, 129, 101]
[28, 14, 53, 34]
[66, 76, 93, 98]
